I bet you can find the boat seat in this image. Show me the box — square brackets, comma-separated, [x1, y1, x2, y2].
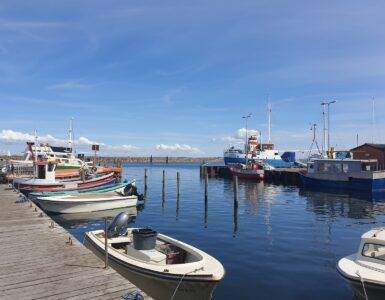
[125, 246, 167, 265]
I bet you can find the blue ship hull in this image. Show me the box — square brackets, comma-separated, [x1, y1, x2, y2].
[224, 157, 246, 165]
[300, 173, 385, 193]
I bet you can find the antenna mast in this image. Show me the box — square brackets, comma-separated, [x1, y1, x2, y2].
[372, 97, 375, 143]
[307, 123, 321, 159]
[267, 101, 272, 144]
[68, 118, 75, 155]
[34, 129, 38, 178]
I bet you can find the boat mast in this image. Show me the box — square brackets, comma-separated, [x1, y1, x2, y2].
[242, 113, 252, 165]
[34, 129, 38, 178]
[371, 97, 375, 144]
[267, 101, 272, 144]
[321, 100, 336, 158]
[68, 118, 75, 156]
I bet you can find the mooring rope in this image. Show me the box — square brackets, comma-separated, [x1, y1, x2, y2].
[170, 267, 204, 300]
[356, 270, 369, 300]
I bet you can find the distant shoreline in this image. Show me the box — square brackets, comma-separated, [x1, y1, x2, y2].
[0, 155, 223, 165]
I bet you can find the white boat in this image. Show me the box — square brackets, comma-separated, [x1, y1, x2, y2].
[34, 192, 138, 214]
[337, 228, 385, 299]
[84, 219, 225, 300]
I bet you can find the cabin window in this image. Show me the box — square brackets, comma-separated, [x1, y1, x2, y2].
[334, 164, 342, 173]
[362, 243, 385, 261]
[47, 163, 54, 172]
[317, 163, 325, 172]
[37, 165, 45, 179]
[342, 164, 349, 173]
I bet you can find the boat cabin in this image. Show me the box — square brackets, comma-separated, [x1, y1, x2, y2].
[307, 159, 379, 174]
[357, 228, 385, 263]
[34, 159, 57, 181]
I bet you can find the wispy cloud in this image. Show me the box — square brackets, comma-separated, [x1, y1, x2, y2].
[47, 80, 91, 91]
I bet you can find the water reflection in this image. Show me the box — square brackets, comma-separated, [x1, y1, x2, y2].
[300, 189, 385, 220]
[51, 164, 385, 300]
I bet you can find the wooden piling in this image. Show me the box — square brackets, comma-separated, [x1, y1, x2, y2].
[144, 168, 148, 191]
[162, 169, 166, 199]
[176, 171, 180, 197]
[104, 218, 108, 269]
[204, 172, 208, 202]
[233, 175, 239, 208]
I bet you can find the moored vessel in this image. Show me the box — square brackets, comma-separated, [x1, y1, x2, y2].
[337, 228, 385, 300]
[228, 162, 264, 180]
[300, 158, 385, 193]
[84, 213, 225, 300]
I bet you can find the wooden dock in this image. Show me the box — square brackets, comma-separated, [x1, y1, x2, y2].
[0, 184, 150, 300]
[201, 164, 304, 186]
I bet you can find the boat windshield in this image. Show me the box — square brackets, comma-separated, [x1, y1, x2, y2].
[362, 243, 385, 261]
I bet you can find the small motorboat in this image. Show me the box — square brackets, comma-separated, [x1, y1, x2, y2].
[229, 162, 264, 180]
[84, 213, 225, 300]
[29, 180, 136, 198]
[337, 228, 385, 300]
[34, 189, 138, 214]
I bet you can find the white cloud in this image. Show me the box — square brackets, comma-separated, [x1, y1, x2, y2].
[47, 80, 90, 90]
[0, 129, 142, 155]
[0, 129, 34, 142]
[155, 143, 202, 154]
[78, 136, 105, 146]
[0, 129, 65, 144]
[216, 128, 260, 144]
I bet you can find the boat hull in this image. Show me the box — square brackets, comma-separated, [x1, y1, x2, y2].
[229, 167, 264, 180]
[34, 196, 137, 214]
[18, 173, 116, 194]
[84, 237, 220, 300]
[337, 264, 385, 300]
[300, 173, 385, 193]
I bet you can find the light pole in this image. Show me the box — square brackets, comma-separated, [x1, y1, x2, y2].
[321, 100, 336, 157]
[242, 113, 252, 165]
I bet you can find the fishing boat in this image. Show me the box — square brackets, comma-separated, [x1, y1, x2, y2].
[29, 180, 135, 198]
[300, 158, 385, 193]
[224, 136, 293, 169]
[84, 213, 225, 300]
[229, 162, 264, 180]
[34, 190, 138, 214]
[13, 159, 116, 194]
[337, 228, 385, 300]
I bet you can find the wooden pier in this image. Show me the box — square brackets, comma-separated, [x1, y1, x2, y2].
[0, 185, 150, 300]
[201, 164, 304, 186]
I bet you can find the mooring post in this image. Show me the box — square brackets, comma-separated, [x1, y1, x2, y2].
[204, 172, 208, 202]
[162, 170, 166, 199]
[233, 175, 239, 208]
[176, 171, 180, 198]
[144, 168, 148, 192]
[104, 218, 108, 269]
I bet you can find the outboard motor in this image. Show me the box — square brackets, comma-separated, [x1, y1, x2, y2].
[107, 212, 130, 238]
[123, 183, 138, 196]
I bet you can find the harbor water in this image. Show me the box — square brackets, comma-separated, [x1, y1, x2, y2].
[50, 163, 385, 299]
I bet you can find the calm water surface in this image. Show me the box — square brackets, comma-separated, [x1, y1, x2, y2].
[51, 164, 385, 299]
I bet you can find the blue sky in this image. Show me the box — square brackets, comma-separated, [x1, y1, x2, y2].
[0, 1, 384, 156]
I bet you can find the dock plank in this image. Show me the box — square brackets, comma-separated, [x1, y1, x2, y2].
[0, 185, 150, 299]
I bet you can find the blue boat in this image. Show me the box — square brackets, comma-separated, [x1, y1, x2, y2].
[300, 158, 385, 194]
